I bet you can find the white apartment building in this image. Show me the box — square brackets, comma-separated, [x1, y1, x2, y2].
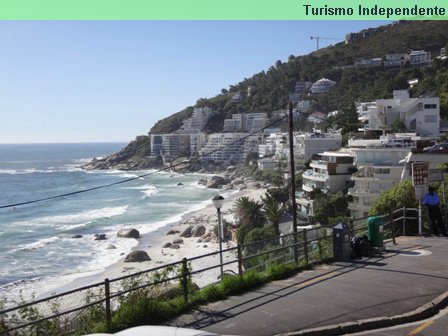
[151, 134, 191, 162]
[189, 133, 208, 157]
[179, 107, 213, 132]
[310, 78, 336, 94]
[357, 90, 440, 136]
[347, 147, 410, 218]
[383, 53, 409, 68]
[199, 133, 258, 164]
[223, 113, 268, 132]
[409, 50, 432, 68]
[294, 132, 343, 162]
[298, 151, 354, 219]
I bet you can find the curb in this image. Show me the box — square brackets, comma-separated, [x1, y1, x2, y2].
[275, 290, 448, 336]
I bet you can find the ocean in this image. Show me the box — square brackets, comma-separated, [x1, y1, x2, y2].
[0, 143, 219, 303]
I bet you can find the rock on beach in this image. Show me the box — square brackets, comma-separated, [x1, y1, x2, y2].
[117, 228, 140, 239]
[124, 250, 151, 262]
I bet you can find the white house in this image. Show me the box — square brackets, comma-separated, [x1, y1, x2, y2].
[297, 151, 354, 219]
[347, 146, 411, 218]
[409, 50, 432, 68]
[310, 78, 336, 94]
[357, 90, 440, 137]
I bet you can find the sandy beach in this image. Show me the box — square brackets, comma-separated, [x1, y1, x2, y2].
[48, 182, 269, 294]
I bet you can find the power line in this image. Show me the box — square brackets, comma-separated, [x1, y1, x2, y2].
[0, 116, 286, 210]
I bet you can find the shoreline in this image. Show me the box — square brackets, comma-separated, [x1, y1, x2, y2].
[42, 183, 268, 296]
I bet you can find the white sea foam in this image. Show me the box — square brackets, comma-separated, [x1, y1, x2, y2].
[142, 186, 159, 198]
[13, 236, 61, 252]
[15, 206, 129, 227]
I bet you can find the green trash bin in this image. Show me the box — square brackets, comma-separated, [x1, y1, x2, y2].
[368, 216, 384, 248]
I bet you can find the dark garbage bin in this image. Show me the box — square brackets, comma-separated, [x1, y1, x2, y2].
[368, 216, 384, 248]
[333, 222, 351, 261]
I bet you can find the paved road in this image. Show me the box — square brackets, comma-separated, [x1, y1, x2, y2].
[352, 304, 448, 336]
[166, 236, 448, 336]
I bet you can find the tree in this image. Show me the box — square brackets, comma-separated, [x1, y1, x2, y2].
[313, 191, 350, 226]
[261, 193, 286, 236]
[334, 101, 360, 135]
[369, 180, 417, 216]
[390, 119, 406, 133]
[233, 197, 266, 244]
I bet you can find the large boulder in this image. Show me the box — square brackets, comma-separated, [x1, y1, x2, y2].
[192, 224, 206, 237]
[180, 225, 194, 238]
[206, 175, 229, 189]
[117, 228, 140, 239]
[124, 250, 151, 262]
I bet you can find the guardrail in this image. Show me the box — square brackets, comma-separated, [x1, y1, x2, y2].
[0, 205, 438, 336]
[0, 228, 332, 336]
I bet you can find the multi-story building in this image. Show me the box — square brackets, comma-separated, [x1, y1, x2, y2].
[199, 133, 258, 164]
[151, 134, 191, 162]
[298, 151, 354, 219]
[223, 113, 268, 132]
[179, 107, 213, 132]
[409, 50, 432, 68]
[310, 78, 336, 94]
[357, 90, 440, 136]
[347, 147, 411, 218]
[294, 132, 343, 162]
[383, 53, 409, 68]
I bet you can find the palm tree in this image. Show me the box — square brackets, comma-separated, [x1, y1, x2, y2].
[261, 193, 286, 236]
[233, 196, 266, 245]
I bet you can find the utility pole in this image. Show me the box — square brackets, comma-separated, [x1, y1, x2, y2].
[288, 102, 299, 264]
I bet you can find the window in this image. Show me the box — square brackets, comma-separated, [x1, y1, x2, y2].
[373, 168, 390, 174]
[425, 115, 437, 123]
[424, 104, 437, 109]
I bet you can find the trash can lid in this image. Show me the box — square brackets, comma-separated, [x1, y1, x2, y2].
[368, 215, 383, 223]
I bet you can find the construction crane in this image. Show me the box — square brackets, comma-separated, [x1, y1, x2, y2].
[310, 36, 340, 51]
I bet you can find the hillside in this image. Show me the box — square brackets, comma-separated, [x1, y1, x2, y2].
[86, 21, 448, 170]
[150, 21, 448, 135]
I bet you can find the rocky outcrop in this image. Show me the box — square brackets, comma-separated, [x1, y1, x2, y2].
[117, 228, 140, 239]
[82, 136, 164, 171]
[124, 250, 151, 262]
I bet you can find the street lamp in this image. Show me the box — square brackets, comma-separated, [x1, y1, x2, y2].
[212, 195, 224, 278]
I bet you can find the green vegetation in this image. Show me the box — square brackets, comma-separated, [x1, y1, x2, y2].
[149, 21, 448, 136]
[312, 190, 351, 226]
[369, 180, 418, 216]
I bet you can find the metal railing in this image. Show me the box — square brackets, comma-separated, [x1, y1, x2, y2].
[0, 205, 438, 336]
[0, 228, 332, 336]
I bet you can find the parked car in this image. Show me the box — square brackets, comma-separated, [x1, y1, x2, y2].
[85, 326, 222, 336]
[423, 142, 448, 153]
[381, 139, 406, 147]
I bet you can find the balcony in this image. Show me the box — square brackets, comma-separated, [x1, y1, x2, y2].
[303, 170, 328, 182]
[310, 160, 328, 169]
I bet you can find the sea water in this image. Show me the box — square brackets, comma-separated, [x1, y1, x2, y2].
[0, 143, 219, 302]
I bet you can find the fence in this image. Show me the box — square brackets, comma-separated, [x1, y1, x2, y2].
[0, 207, 431, 335]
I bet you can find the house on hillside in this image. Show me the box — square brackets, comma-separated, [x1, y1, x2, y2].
[297, 151, 354, 221]
[347, 146, 411, 218]
[409, 50, 432, 68]
[357, 90, 440, 137]
[383, 53, 409, 68]
[310, 78, 336, 94]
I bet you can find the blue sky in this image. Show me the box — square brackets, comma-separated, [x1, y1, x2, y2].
[0, 21, 392, 144]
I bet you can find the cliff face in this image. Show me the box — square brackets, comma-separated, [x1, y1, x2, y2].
[82, 136, 164, 171]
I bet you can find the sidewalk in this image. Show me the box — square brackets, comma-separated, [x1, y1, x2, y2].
[166, 236, 448, 336]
